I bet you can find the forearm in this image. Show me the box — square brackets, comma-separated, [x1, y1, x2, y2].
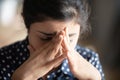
[76, 63, 102, 80]
[11, 70, 35, 80]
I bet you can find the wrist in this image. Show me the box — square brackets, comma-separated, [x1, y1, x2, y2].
[12, 73, 35, 80]
[88, 69, 101, 80]
[11, 69, 35, 80]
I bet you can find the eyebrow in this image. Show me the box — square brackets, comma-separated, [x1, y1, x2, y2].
[38, 31, 76, 37]
[38, 31, 57, 36]
[69, 33, 76, 37]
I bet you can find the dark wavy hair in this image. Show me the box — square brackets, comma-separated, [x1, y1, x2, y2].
[22, 0, 91, 38]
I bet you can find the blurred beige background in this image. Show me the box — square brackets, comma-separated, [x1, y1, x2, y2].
[0, 0, 27, 48]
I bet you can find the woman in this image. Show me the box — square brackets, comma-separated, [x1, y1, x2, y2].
[0, 0, 104, 80]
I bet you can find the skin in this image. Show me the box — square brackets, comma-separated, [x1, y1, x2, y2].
[12, 20, 101, 80]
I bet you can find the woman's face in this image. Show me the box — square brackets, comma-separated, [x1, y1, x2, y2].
[28, 20, 80, 50]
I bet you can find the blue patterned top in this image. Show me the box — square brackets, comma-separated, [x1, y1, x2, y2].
[0, 37, 105, 80]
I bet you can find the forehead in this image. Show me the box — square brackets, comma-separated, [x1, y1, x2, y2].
[30, 20, 78, 33]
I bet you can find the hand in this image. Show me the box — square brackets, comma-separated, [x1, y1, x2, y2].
[11, 32, 66, 80]
[61, 28, 101, 80]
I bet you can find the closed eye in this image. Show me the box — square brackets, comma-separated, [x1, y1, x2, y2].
[69, 33, 76, 37]
[40, 37, 53, 41]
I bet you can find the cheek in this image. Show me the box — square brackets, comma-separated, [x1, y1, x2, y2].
[69, 35, 79, 49]
[28, 32, 46, 50]
[69, 27, 80, 48]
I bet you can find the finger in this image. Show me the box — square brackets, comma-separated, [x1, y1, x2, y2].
[54, 47, 63, 68]
[46, 54, 66, 68]
[27, 45, 35, 55]
[62, 28, 71, 51]
[41, 54, 66, 77]
[37, 31, 60, 52]
[49, 35, 63, 58]
[36, 32, 62, 60]
[63, 35, 71, 52]
[64, 27, 70, 43]
[60, 31, 70, 56]
[65, 27, 70, 43]
[55, 46, 63, 58]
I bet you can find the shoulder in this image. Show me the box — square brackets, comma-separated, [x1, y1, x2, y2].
[0, 37, 28, 53]
[0, 37, 29, 79]
[76, 45, 105, 80]
[0, 37, 29, 60]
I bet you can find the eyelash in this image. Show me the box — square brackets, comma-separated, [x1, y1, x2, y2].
[41, 38, 73, 43]
[40, 35, 74, 42]
[40, 37, 52, 41]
